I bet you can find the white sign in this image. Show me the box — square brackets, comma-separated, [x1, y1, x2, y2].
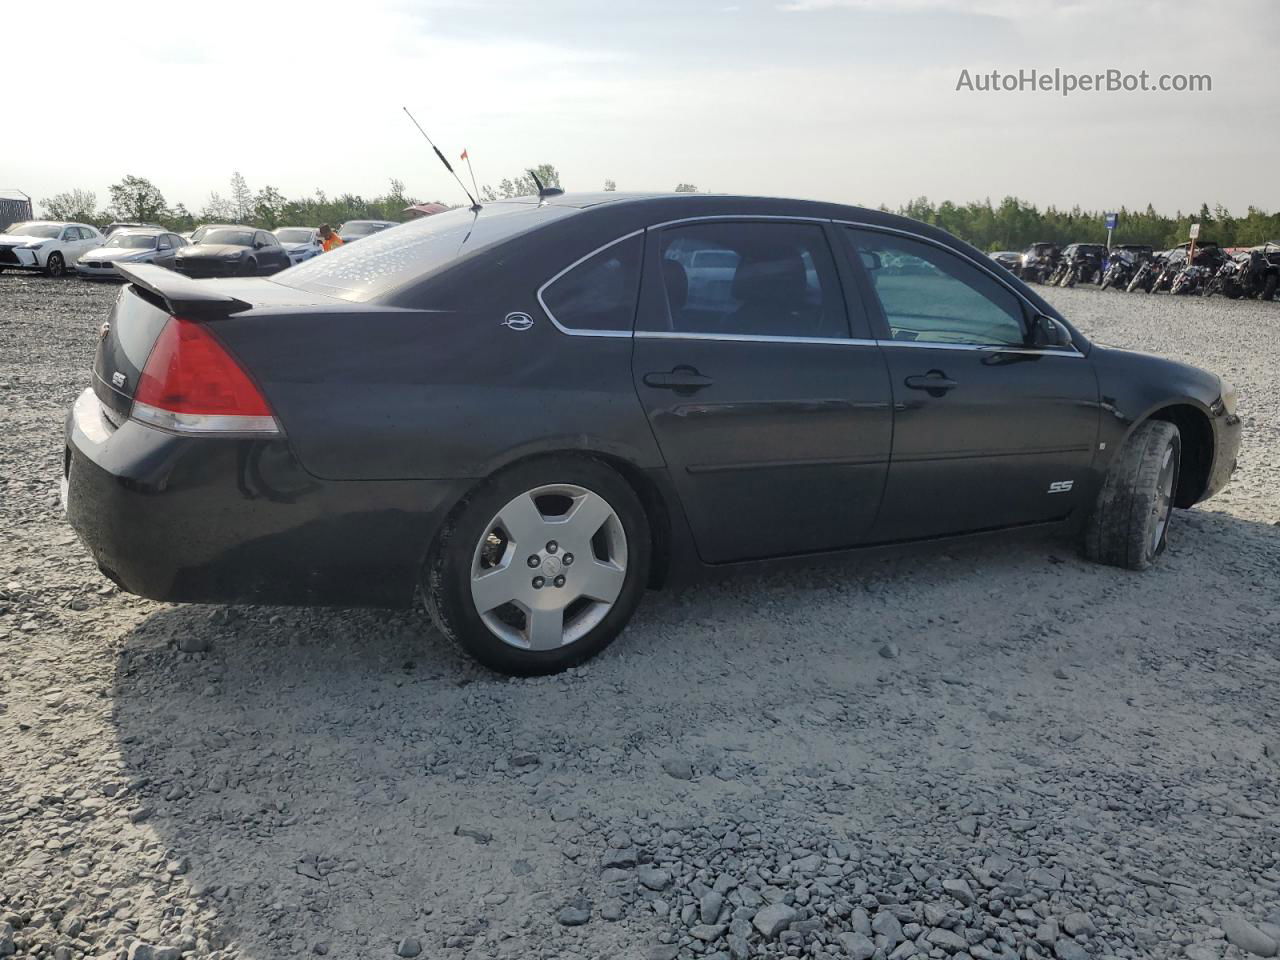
[1189, 223, 1201, 239]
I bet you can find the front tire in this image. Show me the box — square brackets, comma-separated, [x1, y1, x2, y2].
[1083, 420, 1181, 571]
[45, 252, 66, 277]
[240, 257, 258, 277]
[424, 456, 651, 675]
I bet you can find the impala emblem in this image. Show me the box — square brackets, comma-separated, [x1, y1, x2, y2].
[501, 312, 534, 332]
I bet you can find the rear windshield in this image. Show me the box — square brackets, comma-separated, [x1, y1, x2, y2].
[275, 228, 313, 243]
[106, 234, 158, 249]
[275, 202, 576, 303]
[339, 221, 390, 237]
[200, 229, 254, 246]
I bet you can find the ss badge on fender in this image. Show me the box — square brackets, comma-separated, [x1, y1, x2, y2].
[1047, 480, 1074, 494]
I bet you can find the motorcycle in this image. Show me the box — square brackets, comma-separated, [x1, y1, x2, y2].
[1202, 256, 1245, 298]
[1100, 250, 1138, 291]
[1126, 256, 1162, 293]
[1150, 251, 1187, 293]
[1170, 264, 1210, 296]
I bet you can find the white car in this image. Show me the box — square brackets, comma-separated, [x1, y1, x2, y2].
[273, 226, 321, 264]
[76, 229, 189, 280]
[0, 221, 103, 277]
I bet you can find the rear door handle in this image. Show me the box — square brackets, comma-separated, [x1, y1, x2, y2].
[643, 367, 714, 393]
[904, 372, 957, 395]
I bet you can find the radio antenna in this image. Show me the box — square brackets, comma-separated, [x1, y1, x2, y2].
[402, 107, 480, 212]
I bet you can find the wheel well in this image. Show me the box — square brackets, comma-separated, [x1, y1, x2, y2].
[434, 450, 673, 591]
[1147, 404, 1212, 507]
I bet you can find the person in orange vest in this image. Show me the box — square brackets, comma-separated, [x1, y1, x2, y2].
[318, 224, 344, 253]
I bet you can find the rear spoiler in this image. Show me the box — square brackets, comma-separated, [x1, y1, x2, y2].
[116, 263, 252, 318]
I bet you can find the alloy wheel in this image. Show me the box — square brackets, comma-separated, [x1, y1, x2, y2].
[470, 483, 628, 651]
[1151, 443, 1177, 554]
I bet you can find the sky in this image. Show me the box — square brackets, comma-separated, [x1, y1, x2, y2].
[6, 0, 1277, 218]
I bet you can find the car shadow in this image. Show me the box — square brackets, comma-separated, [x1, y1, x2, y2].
[106, 507, 1278, 957]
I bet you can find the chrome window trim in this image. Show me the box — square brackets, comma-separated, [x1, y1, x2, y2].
[636, 331, 877, 347]
[646, 214, 831, 230]
[536, 229, 644, 338]
[835, 219, 1085, 358]
[875, 340, 1084, 357]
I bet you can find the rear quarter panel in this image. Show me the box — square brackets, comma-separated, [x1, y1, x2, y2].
[210, 247, 664, 482]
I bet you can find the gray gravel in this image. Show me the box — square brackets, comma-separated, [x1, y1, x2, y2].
[1, 274, 1278, 960]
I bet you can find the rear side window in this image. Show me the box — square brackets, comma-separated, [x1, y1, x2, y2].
[847, 229, 1026, 346]
[540, 234, 643, 334]
[653, 221, 847, 339]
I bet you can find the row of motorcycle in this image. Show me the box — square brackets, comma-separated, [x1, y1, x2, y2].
[1009, 241, 1280, 300]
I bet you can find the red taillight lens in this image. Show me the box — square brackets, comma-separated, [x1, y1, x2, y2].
[131, 316, 280, 435]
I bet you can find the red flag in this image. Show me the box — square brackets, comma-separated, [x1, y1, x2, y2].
[460, 149, 469, 161]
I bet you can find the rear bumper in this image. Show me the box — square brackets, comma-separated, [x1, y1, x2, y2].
[64, 388, 466, 607]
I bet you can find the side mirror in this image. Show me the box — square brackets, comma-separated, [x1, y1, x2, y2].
[1030, 315, 1074, 349]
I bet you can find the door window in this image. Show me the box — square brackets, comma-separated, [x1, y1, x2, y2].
[540, 233, 643, 334]
[62, 227, 80, 241]
[654, 221, 846, 339]
[157, 235, 172, 250]
[847, 229, 1026, 346]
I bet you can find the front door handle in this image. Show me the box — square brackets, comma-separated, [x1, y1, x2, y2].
[643, 366, 714, 394]
[904, 371, 957, 396]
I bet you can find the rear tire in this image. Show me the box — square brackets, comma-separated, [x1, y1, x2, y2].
[424, 455, 651, 676]
[45, 252, 66, 278]
[1083, 420, 1181, 571]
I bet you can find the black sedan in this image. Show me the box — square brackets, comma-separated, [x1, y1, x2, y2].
[64, 193, 1240, 675]
[173, 226, 291, 278]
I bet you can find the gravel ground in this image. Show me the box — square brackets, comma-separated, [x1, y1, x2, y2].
[1, 274, 1278, 960]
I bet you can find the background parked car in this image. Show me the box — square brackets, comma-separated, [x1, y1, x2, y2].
[988, 250, 1021, 272]
[173, 226, 291, 278]
[273, 227, 322, 264]
[0, 221, 102, 276]
[338, 219, 397, 243]
[104, 221, 165, 236]
[76, 229, 187, 280]
[1017, 241, 1060, 283]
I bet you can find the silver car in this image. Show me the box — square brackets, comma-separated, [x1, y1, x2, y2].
[76, 229, 188, 279]
[273, 227, 321, 264]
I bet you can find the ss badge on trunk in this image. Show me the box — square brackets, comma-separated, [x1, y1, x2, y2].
[1047, 480, 1074, 494]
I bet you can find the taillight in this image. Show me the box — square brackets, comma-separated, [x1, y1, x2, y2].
[131, 316, 281, 436]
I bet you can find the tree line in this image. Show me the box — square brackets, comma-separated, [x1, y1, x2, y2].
[40, 174, 1279, 250]
[890, 196, 1280, 251]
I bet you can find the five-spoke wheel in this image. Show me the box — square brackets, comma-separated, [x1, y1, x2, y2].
[424, 457, 650, 675]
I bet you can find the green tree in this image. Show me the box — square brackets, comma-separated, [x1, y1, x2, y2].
[252, 186, 288, 228]
[603, 179, 617, 192]
[674, 183, 697, 193]
[229, 171, 254, 223]
[108, 175, 167, 223]
[167, 203, 196, 232]
[481, 163, 561, 201]
[41, 189, 100, 224]
[200, 192, 235, 223]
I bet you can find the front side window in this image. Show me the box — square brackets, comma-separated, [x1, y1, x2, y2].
[847, 229, 1026, 347]
[654, 221, 845, 339]
[540, 233, 642, 333]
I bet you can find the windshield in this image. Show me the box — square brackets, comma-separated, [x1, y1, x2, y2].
[275, 229, 313, 243]
[200, 229, 254, 247]
[105, 234, 158, 249]
[276, 202, 574, 303]
[339, 222, 390, 238]
[4, 222, 61, 239]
